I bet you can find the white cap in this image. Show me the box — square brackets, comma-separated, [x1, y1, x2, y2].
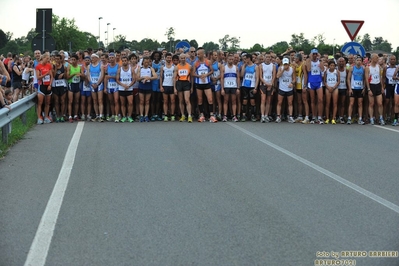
[282, 58, 289, 65]
[64, 51, 69, 61]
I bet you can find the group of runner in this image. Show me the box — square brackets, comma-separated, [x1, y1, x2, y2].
[2, 46, 399, 126]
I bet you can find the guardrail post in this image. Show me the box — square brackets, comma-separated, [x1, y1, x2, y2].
[2, 123, 10, 144]
[21, 112, 27, 125]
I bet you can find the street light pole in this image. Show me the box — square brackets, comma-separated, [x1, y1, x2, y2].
[113, 28, 116, 50]
[105, 31, 107, 47]
[98, 17, 103, 48]
[107, 23, 110, 50]
[333, 38, 335, 56]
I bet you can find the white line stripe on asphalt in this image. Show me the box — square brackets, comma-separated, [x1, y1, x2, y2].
[24, 122, 85, 266]
[374, 125, 399, 133]
[228, 122, 399, 214]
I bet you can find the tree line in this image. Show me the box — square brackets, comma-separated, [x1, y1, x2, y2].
[0, 14, 397, 58]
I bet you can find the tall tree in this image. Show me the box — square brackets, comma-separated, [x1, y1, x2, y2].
[0, 29, 8, 49]
[372, 37, 392, 52]
[219, 35, 230, 50]
[202, 42, 219, 52]
[165, 27, 175, 53]
[360, 33, 372, 51]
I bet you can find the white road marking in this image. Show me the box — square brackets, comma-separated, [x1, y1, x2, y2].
[228, 123, 399, 214]
[373, 125, 399, 133]
[24, 122, 85, 266]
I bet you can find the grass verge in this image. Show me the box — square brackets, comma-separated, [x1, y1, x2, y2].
[0, 106, 37, 158]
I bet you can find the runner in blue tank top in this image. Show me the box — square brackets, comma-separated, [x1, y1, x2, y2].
[346, 56, 365, 125]
[104, 53, 119, 122]
[86, 53, 105, 121]
[304, 48, 324, 124]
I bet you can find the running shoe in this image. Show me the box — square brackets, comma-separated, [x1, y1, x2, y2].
[198, 116, 205, 122]
[56, 118, 60, 123]
[251, 115, 256, 122]
[261, 116, 265, 123]
[164, 116, 168, 122]
[392, 119, 398, 126]
[241, 115, 247, 122]
[144, 116, 150, 122]
[339, 117, 345, 124]
[171, 115, 175, 122]
[128, 117, 134, 123]
[288, 117, 295, 123]
[120, 117, 127, 123]
[99, 116, 104, 122]
[81, 115, 85, 121]
[60, 117, 65, 122]
[74, 115, 79, 121]
[139, 116, 144, 122]
[69, 116, 73, 123]
[180, 115, 186, 122]
[358, 119, 365, 125]
[380, 119, 385, 126]
[37, 118, 44, 125]
[114, 116, 120, 123]
[275, 117, 281, 123]
[331, 119, 336, 125]
[222, 115, 228, 122]
[301, 118, 310, 124]
[232, 116, 238, 122]
[217, 114, 222, 121]
[44, 116, 52, 123]
[318, 119, 324, 125]
[295, 116, 303, 123]
[209, 116, 217, 123]
[157, 115, 163, 121]
[325, 119, 330, 124]
[370, 118, 375, 125]
[188, 116, 193, 123]
[151, 115, 156, 121]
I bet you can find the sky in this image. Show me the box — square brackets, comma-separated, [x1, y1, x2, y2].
[1, 0, 399, 53]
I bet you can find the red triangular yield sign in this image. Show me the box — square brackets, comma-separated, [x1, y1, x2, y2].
[341, 20, 364, 41]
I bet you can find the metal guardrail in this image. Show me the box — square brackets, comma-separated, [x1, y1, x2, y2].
[0, 92, 37, 143]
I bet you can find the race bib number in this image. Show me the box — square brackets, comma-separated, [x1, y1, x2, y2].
[296, 76, 301, 84]
[199, 69, 208, 76]
[372, 75, 379, 81]
[91, 77, 99, 83]
[72, 75, 80, 83]
[388, 78, 397, 85]
[55, 79, 66, 87]
[354, 80, 363, 88]
[108, 81, 117, 89]
[178, 69, 188, 76]
[83, 84, 91, 91]
[43, 75, 50, 83]
[245, 73, 254, 81]
[224, 79, 237, 88]
[282, 78, 290, 86]
[264, 75, 272, 83]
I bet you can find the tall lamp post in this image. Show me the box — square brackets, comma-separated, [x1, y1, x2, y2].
[98, 17, 103, 48]
[333, 38, 336, 56]
[105, 31, 107, 47]
[113, 28, 116, 50]
[107, 23, 110, 50]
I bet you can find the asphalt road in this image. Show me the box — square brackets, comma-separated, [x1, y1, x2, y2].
[1, 120, 399, 266]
